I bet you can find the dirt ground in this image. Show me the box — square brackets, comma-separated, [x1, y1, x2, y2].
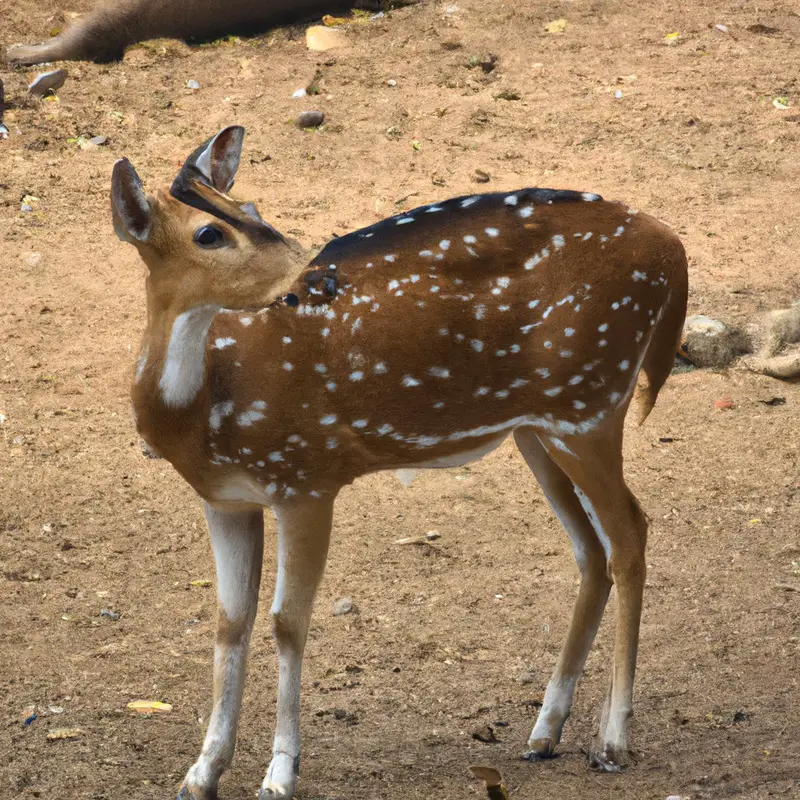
[1, 1, 799, 798]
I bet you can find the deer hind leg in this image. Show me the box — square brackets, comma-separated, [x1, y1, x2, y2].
[538, 429, 649, 772]
[179, 503, 264, 800]
[513, 429, 613, 761]
[259, 498, 334, 800]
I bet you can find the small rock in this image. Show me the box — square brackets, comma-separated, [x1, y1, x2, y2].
[332, 597, 354, 616]
[29, 69, 68, 97]
[306, 25, 348, 52]
[518, 671, 537, 684]
[682, 315, 751, 368]
[0, 124, 8, 140]
[713, 398, 735, 410]
[89, 135, 107, 147]
[614, 89, 624, 99]
[99, 608, 121, 621]
[292, 88, 308, 98]
[297, 110, 325, 129]
[186, 79, 200, 90]
[21, 204, 34, 213]
[386, 79, 397, 87]
[46, 727, 83, 741]
[684, 314, 726, 336]
[473, 169, 490, 183]
[25, 252, 43, 266]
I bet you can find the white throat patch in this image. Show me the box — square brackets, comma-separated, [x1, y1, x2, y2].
[159, 305, 219, 408]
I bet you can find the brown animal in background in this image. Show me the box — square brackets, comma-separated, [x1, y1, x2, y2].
[7, 0, 393, 66]
[112, 126, 688, 799]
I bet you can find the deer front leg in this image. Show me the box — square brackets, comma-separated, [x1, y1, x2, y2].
[179, 503, 264, 800]
[259, 498, 334, 800]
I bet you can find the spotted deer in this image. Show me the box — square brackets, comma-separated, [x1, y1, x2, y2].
[7, 0, 397, 65]
[112, 126, 688, 800]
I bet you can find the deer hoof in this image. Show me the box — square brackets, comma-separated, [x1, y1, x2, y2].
[177, 782, 218, 800]
[588, 744, 631, 772]
[522, 737, 556, 761]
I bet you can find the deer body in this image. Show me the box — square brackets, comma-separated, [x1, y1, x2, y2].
[135, 193, 682, 504]
[7, 0, 388, 65]
[113, 128, 688, 800]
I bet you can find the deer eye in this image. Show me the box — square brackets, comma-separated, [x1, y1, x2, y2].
[193, 225, 225, 248]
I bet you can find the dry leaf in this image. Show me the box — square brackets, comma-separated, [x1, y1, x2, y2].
[469, 765, 509, 799]
[126, 700, 173, 714]
[545, 19, 567, 34]
[190, 579, 212, 588]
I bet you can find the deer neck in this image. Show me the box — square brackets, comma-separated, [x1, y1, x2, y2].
[135, 241, 312, 411]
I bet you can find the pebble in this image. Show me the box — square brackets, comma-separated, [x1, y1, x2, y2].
[518, 671, 537, 684]
[332, 597, 354, 616]
[292, 88, 307, 98]
[386, 79, 397, 87]
[25, 252, 42, 266]
[297, 110, 325, 128]
[99, 608, 121, 620]
[306, 25, 348, 52]
[28, 69, 68, 97]
[684, 314, 726, 336]
[186, 79, 200, 90]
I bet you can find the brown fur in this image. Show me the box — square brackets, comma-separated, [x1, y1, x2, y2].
[7, 0, 395, 65]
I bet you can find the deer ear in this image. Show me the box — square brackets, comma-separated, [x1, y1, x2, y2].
[111, 158, 152, 243]
[194, 126, 245, 193]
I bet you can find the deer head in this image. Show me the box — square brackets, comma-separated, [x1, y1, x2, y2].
[111, 126, 309, 317]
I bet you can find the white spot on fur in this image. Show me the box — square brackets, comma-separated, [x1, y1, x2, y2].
[402, 375, 421, 387]
[209, 400, 235, 431]
[320, 414, 337, 425]
[485, 227, 500, 237]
